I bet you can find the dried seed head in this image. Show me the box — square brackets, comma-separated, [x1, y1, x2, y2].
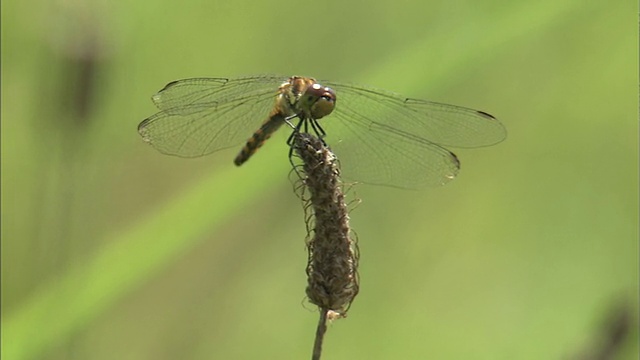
[290, 131, 359, 318]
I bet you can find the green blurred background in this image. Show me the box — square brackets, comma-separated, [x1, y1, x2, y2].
[2, 0, 637, 359]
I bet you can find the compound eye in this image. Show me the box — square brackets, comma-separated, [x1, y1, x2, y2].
[308, 84, 336, 119]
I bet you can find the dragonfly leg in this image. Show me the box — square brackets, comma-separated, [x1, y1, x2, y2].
[286, 117, 305, 147]
[309, 119, 328, 146]
[288, 127, 311, 183]
[287, 118, 306, 176]
[283, 114, 299, 130]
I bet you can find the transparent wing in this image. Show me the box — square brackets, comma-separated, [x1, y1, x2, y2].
[319, 81, 506, 188]
[325, 118, 460, 188]
[325, 81, 506, 147]
[138, 75, 287, 157]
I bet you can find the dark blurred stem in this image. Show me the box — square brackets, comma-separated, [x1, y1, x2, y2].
[312, 308, 329, 360]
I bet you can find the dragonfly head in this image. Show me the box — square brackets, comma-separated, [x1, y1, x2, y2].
[300, 83, 336, 119]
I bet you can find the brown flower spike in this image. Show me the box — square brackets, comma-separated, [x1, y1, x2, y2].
[291, 131, 359, 360]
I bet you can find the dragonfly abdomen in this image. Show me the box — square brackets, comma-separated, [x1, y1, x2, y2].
[234, 113, 286, 166]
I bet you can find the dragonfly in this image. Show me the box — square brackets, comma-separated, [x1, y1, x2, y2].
[137, 75, 506, 189]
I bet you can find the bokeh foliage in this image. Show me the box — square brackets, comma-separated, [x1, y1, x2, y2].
[2, 0, 637, 359]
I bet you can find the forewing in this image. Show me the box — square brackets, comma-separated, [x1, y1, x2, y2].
[325, 81, 506, 148]
[138, 76, 287, 157]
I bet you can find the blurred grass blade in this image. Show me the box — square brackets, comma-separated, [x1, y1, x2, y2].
[362, 0, 586, 92]
[1, 155, 287, 360]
